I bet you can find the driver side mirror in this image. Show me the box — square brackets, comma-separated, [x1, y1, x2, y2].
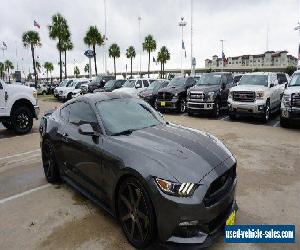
[270, 83, 274, 88]
[78, 124, 98, 136]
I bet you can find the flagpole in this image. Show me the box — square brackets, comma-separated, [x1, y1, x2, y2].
[179, 17, 187, 76]
[190, 0, 194, 76]
[295, 22, 300, 69]
[220, 39, 225, 72]
[138, 16, 142, 77]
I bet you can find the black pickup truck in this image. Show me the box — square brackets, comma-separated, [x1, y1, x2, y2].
[156, 77, 196, 113]
[186, 72, 235, 117]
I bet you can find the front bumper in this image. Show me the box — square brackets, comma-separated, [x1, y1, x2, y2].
[228, 99, 266, 116]
[156, 98, 179, 110]
[187, 101, 215, 112]
[281, 106, 300, 121]
[150, 161, 237, 246]
[34, 105, 40, 119]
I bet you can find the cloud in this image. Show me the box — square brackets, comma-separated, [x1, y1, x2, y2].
[0, 0, 298, 78]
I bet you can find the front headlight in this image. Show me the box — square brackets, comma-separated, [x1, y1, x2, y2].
[228, 91, 233, 99]
[33, 91, 37, 99]
[207, 91, 215, 101]
[282, 94, 291, 106]
[155, 177, 198, 197]
[256, 91, 264, 99]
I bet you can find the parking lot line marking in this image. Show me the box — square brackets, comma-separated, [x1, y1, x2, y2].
[0, 149, 40, 161]
[0, 184, 51, 205]
[272, 121, 280, 128]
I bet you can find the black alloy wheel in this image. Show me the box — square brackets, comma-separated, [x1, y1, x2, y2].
[11, 107, 33, 134]
[213, 100, 220, 118]
[117, 177, 156, 248]
[262, 102, 270, 123]
[2, 119, 13, 130]
[179, 99, 186, 113]
[42, 139, 60, 183]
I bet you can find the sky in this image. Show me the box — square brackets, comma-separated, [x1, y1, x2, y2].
[0, 0, 299, 78]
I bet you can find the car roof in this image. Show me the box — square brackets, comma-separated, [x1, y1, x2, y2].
[70, 92, 134, 104]
[243, 72, 273, 76]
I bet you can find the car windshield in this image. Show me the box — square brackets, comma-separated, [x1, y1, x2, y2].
[96, 98, 164, 135]
[196, 74, 221, 85]
[239, 75, 268, 86]
[168, 77, 185, 87]
[104, 80, 115, 88]
[69, 81, 78, 87]
[123, 80, 136, 87]
[147, 80, 162, 90]
[60, 80, 69, 87]
[289, 73, 300, 87]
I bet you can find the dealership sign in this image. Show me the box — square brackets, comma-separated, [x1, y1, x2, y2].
[84, 49, 94, 58]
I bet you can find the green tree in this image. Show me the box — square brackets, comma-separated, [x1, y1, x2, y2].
[60, 38, 73, 79]
[83, 26, 104, 76]
[48, 13, 69, 82]
[74, 66, 80, 78]
[157, 46, 170, 78]
[126, 46, 136, 78]
[109, 43, 120, 77]
[22, 30, 41, 87]
[44, 62, 54, 83]
[285, 66, 297, 76]
[0, 62, 4, 79]
[143, 34, 157, 78]
[84, 63, 90, 75]
[4, 60, 14, 83]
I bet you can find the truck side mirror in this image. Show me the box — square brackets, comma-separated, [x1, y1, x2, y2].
[270, 83, 274, 88]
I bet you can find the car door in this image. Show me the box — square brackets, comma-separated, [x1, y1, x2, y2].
[269, 74, 279, 109]
[220, 75, 229, 106]
[61, 101, 105, 198]
[0, 81, 6, 115]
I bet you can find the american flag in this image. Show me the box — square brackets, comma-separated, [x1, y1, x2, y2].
[34, 20, 40, 29]
[222, 51, 228, 64]
[2, 41, 7, 48]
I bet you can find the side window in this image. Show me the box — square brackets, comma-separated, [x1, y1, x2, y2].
[117, 81, 123, 87]
[277, 74, 287, 84]
[185, 78, 195, 87]
[68, 102, 98, 129]
[221, 75, 227, 85]
[227, 74, 233, 84]
[143, 80, 149, 87]
[60, 105, 70, 121]
[162, 81, 169, 88]
[136, 80, 142, 88]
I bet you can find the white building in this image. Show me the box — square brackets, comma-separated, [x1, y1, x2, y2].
[205, 51, 297, 69]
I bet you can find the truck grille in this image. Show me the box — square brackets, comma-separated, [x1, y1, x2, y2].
[204, 164, 236, 207]
[189, 92, 205, 101]
[157, 92, 173, 101]
[233, 91, 255, 102]
[291, 93, 300, 107]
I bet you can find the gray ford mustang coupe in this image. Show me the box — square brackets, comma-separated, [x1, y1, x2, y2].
[39, 92, 237, 248]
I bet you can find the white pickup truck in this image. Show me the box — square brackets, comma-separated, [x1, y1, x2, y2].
[228, 72, 285, 122]
[54, 79, 89, 101]
[0, 80, 39, 134]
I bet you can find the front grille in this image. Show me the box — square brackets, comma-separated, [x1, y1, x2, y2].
[233, 91, 255, 102]
[204, 164, 236, 207]
[291, 93, 300, 107]
[188, 103, 204, 109]
[157, 92, 173, 101]
[59, 91, 63, 95]
[189, 92, 205, 101]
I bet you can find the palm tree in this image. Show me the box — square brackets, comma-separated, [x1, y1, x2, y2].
[22, 30, 41, 87]
[143, 34, 157, 78]
[48, 13, 69, 82]
[83, 26, 104, 76]
[108, 43, 120, 77]
[126, 46, 136, 78]
[84, 63, 90, 75]
[35, 61, 41, 82]
[4, 60, 14, 83]
[157, 46, 170, 78]
[61, 38, 73, 79]
[44, 62, 54, 83]
[74, 66, 80, 78]
[0, 62, 4, 79]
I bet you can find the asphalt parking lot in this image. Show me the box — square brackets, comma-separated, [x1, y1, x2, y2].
[0, 97, 299, 250]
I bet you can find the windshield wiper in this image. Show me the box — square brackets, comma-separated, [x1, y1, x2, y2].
[111, 129, 135, 136]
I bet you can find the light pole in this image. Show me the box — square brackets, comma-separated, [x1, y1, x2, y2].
[104, 0, 107, 73]
[179, 17, 187, 75]
[138, 16, 142, 76]
[220, 39, 225, 72]
[190, 0, 194, 76]
[294, 22, 300, 68]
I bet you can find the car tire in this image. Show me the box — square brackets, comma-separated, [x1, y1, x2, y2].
[67, 93, 72, 101]
[229, 113, 236, 120]
[262, 101, 270, 123]
[42, 91, 47, 95]
[11, 106, 33, 134]
[42, 139, 60, 183]
[2, 119, 13, 130]
[187, 110, 194, 116]
[280, 116, 289, 128]
[117, 177, 156, 249]
[212, 100, 220, 118]
[178, 98, 186, 113]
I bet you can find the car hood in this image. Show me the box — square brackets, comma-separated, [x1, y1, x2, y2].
[113, 87, 138, 95]
[284, 86, 300, 95]
[189, 85, 219, 93]
[5, 84, 35, 93]
[139, 89, 154, 97]
[158, 86, 185, 94]
[110, 123, 235, 183]
[230, 85, 268, 92]
[56, 86, 74, 92]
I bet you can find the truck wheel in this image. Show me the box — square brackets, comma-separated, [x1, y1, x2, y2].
[262, 102, 270, 123]
[178, 99, 186, 113]
[280, 117, 289, 128]
[42, 91, 47, 95]
[212, 100, 220, 118]
[67, 93, 72, 100]
[2, 120, 13, 130]
[11, 106, 33, 134]
[187, 110, 194, 116]
[229, 113, 236, 120]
